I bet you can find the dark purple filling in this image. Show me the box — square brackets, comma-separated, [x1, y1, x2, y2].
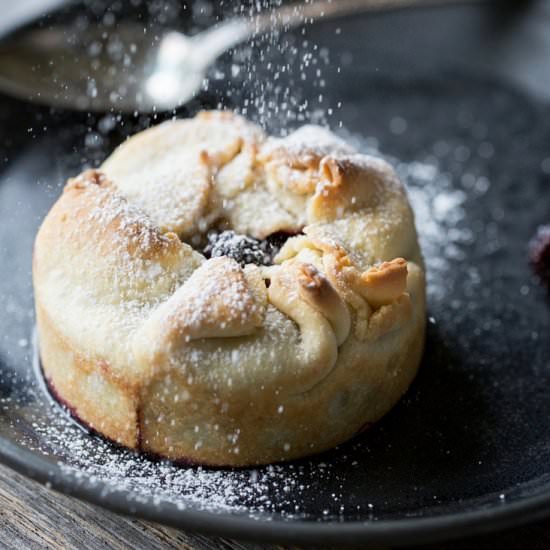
[529, 225, 550, 289]
[203, 230, 300, 267]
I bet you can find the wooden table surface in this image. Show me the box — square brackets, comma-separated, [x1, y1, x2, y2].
[1, 461, 549, 550]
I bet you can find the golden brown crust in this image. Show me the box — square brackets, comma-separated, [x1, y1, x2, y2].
[296, 263, 351, 346]
[33, 111, 426, 466]
[361, 258, 409, 309]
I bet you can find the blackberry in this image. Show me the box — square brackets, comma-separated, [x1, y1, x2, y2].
[529, 225, 550, 288]
[204, 231, 269, 267]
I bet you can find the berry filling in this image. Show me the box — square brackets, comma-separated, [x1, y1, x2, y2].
[202, 230, 298, 267]
[529, 225, 550, 289]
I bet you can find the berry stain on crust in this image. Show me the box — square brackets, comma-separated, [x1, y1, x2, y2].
[529, 225, 550, 289]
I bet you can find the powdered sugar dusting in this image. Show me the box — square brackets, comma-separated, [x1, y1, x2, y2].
[262, 125, 354, 160]
[398, 159, 472, 302]
[168, 256, 260, 336]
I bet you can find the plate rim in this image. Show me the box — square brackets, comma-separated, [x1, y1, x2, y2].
[2, 435, 550, 546]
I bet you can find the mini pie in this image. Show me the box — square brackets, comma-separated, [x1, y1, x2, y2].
[33, 111, 426, 466]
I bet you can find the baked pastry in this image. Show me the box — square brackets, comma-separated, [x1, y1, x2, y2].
[33, 111, 426, 466]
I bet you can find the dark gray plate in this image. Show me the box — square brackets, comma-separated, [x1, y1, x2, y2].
[1, 1, 550, 546]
